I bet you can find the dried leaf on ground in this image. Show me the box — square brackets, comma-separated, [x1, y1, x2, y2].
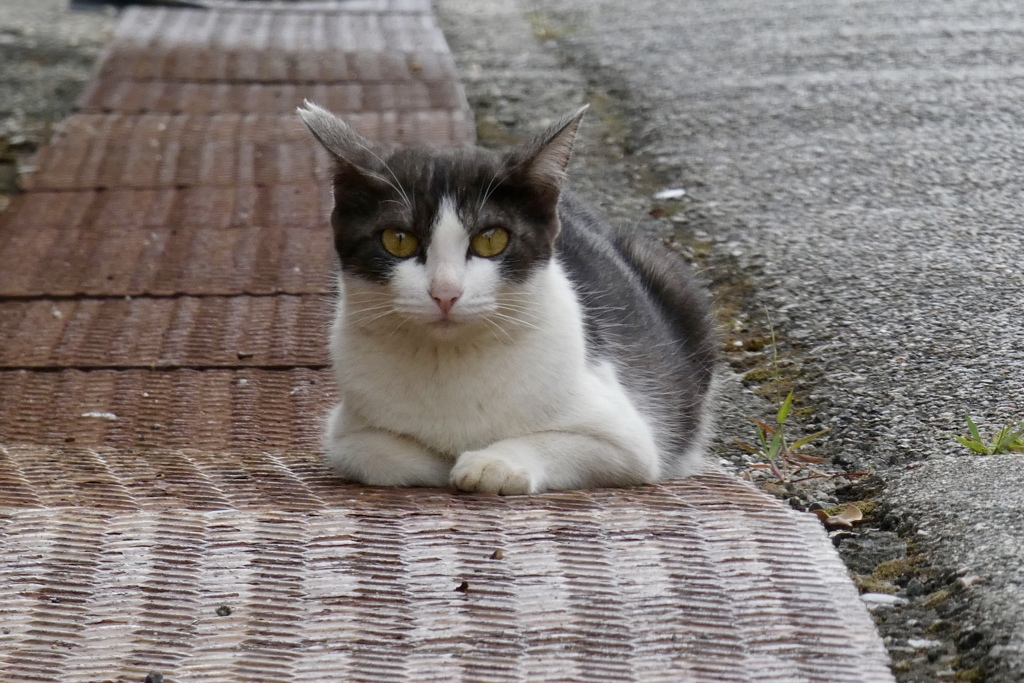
[814, 503, 863, 529]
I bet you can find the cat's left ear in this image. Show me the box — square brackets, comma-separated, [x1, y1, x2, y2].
[511, 105, 589, 191]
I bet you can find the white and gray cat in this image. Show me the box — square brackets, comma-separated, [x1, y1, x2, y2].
[298, 101, 717, 495]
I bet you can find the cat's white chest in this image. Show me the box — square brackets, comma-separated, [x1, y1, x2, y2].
[339, 336, 573, 455]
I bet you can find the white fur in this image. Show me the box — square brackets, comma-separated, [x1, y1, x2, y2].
[324, 198, 662, 494]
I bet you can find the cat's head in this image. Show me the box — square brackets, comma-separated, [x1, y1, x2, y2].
[298, 100, 586, 339]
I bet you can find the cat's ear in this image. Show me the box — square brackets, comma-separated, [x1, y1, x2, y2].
[297, 100, 378, 173]
[510, 105, 588, 191]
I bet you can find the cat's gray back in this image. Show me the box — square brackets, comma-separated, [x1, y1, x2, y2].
[556, 190, 718, 467]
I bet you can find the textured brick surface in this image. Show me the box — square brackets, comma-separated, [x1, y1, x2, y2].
[0, 296, 332, 368]
[0, 368, 332, 451]
[0, 451, 895, 682]
[0, 188, 335, 296]
[78, 80, 468, 115]
[25, 112, 472, 191]
[100, 7, 457, 83]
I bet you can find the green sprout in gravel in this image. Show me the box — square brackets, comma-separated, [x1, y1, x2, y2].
[735, 317, 830, 483]
[736, 390, 831, 483]
[955, 415, 1024, 455]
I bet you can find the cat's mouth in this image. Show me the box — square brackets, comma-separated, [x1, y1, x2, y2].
[425, 305, 473, 327]
[422, 311, 485, 334]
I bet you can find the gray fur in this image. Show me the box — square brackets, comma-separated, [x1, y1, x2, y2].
[556, 192, 718, 468]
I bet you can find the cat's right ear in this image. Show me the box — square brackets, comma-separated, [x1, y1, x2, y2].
[297, 100, 377, 175]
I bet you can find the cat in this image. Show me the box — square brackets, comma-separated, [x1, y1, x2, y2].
[298, 101, 718, 495]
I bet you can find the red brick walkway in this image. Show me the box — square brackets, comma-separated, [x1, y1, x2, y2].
[0, 2, 471, 451]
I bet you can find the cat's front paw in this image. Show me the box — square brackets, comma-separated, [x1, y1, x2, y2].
[451, 446, 538, 495]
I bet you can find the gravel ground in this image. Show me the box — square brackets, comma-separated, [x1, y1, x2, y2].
[0, 0, 115, 202]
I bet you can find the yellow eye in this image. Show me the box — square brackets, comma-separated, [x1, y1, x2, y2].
[470, 227, 510, 258]
[380, 229, 419, 258]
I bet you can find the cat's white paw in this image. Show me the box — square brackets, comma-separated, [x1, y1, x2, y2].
[451, 446, 538, 495]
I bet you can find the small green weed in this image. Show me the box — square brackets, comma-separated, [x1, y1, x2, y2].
[734, 317, 831, 483]
[735, 390, 831, 483]
[955, 415, 1024, 455]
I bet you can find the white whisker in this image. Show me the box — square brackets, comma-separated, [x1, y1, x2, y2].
[488, 311, 541, 332]
[477, 157, 511, 215]
[384, 315, 412, 342]
[345, 304, 395, 316]
[480, 315, 514, 344]
[353, 309, 400, 327]
[349, 139, 412, 211]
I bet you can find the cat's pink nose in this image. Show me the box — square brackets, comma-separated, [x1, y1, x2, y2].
[430, 286, 462, 315]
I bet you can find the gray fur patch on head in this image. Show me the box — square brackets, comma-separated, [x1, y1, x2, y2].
[296, 102, 595, 286]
